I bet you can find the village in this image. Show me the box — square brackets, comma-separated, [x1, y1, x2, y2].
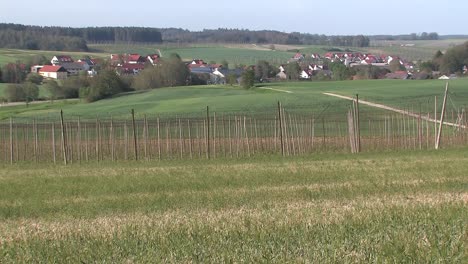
[28, 50, 464, 84]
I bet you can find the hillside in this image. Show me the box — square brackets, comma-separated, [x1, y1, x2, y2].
[1, 79, 467, 120]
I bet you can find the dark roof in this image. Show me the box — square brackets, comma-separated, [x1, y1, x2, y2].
[190, 67, 213, 74]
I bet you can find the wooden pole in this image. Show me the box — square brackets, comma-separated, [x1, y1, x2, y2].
[77, 117, 82, 163]
[52, 122, 56, 164]
[435, 83, 449, 150]
[9, 117, 13, 164]
[84, 123, 88, 162]
[188, 119, 193, 159]
[157, 117, 161, 160]
[434, 96, 437, 148]
[60, 110, 67, 165]
[131, 109, 138, 160]
[277, 101, 284, 156]
[206, 106, 210, 159]
[110, 117, 115, 161]
[355, 94, 361, 153]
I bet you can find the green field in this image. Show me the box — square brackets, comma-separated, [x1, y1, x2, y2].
[0, 49, 107, 66]
[0, 149, 466, 262]
[1, 39, 466, 68]
[1, 79, 466, 120]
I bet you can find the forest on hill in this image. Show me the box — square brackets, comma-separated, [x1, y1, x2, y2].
[0, 23, 371, 51]
[0, 24, 163, 51]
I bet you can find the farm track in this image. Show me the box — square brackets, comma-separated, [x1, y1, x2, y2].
[323, 92, 467, 129]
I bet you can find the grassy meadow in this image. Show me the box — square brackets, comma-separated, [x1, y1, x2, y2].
[0, 78, 466, 120]
[0, 149, 466, 262]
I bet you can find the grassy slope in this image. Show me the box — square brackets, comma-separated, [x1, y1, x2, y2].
[0, 149, 466, 262]
[2, 78, 467, 120]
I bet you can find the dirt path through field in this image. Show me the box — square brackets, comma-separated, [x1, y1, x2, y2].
[323, 92, 466, 129]
[258, 87, 293, 94]
[0, 99, 79, 108]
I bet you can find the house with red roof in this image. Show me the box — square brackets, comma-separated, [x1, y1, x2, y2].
[38, 65, 68, 79]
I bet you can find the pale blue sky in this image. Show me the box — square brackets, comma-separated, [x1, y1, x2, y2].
[1, 0, 466, 35]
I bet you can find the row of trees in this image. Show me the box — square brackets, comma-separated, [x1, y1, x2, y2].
[160, 28, 371, 47]
[371, 32, 439, 41]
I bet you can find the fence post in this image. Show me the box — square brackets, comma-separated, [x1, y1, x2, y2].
[9, 117, 13, 164]
[436, 83, 449, 150]
[355, 94, 361, 153]
[60, 110, 67, 165]
[206, 106, 210, 159]
[131, 109, 138, 160]
[277, 101, 284, 156]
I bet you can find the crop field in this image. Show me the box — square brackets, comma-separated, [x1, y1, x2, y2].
[1, 79, 467, 164]
[91, 44, 295, 66]
[0, 49, 106, 65]
[1, 79, 467, 121]
[0, 149, 466, 262]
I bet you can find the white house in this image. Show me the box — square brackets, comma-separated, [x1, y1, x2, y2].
[300, 70, 311, 79]
[38, 65, 68, 80]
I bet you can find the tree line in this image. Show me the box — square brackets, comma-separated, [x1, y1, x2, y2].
[0, 24, 163, 51]
[370, 32, 439, 41]
[159, 28, 370, 47]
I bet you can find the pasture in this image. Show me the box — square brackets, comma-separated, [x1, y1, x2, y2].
[0, 149, 466, 262]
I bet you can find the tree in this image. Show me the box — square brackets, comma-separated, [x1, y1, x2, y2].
[26, 73, 43, 85]
[84, 70, 128, 102]
[23, 82, 39, 106]
[329, 61, 351, 81]
[286, 62, 301, 80]
[389, 59, 405, 72]
[438, 41, 468, 74]
[241, 69, 255, 89]
[1, 62, 27, 83]
[44, 79, 62, 100]
[5, 84, 26, 102]
[226, 74, 237, 86]
[221, 59, 229, 69]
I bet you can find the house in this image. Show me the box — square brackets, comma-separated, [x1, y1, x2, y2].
[147, 54, 160, 65]
[189, 66, 213, 74]
[51, 55, 73, 65]
[118, 63, 145, 75]
[38, 65, 68, 80]
[438, 74, 458, 80]
[300, 70, 311, 79]
[292, 53, 305, 61]
[30, 65, 44, 74]
[308, 64, 323, 71]
[61, 62, 87, 75]
[276, 71, 287, 80]
[127, 54, 145, 64]
[191, 59, 206, 65]
[311, 53, 321, 59]
[110, 54, 145, 65]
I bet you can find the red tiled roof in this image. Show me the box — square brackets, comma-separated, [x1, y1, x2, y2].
[55, 55, 73, 62]
[39, 65, 66, 73]
[128, 54, 142, 61]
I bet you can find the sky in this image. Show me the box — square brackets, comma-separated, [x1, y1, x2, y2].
[1, 0, 466, 35]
